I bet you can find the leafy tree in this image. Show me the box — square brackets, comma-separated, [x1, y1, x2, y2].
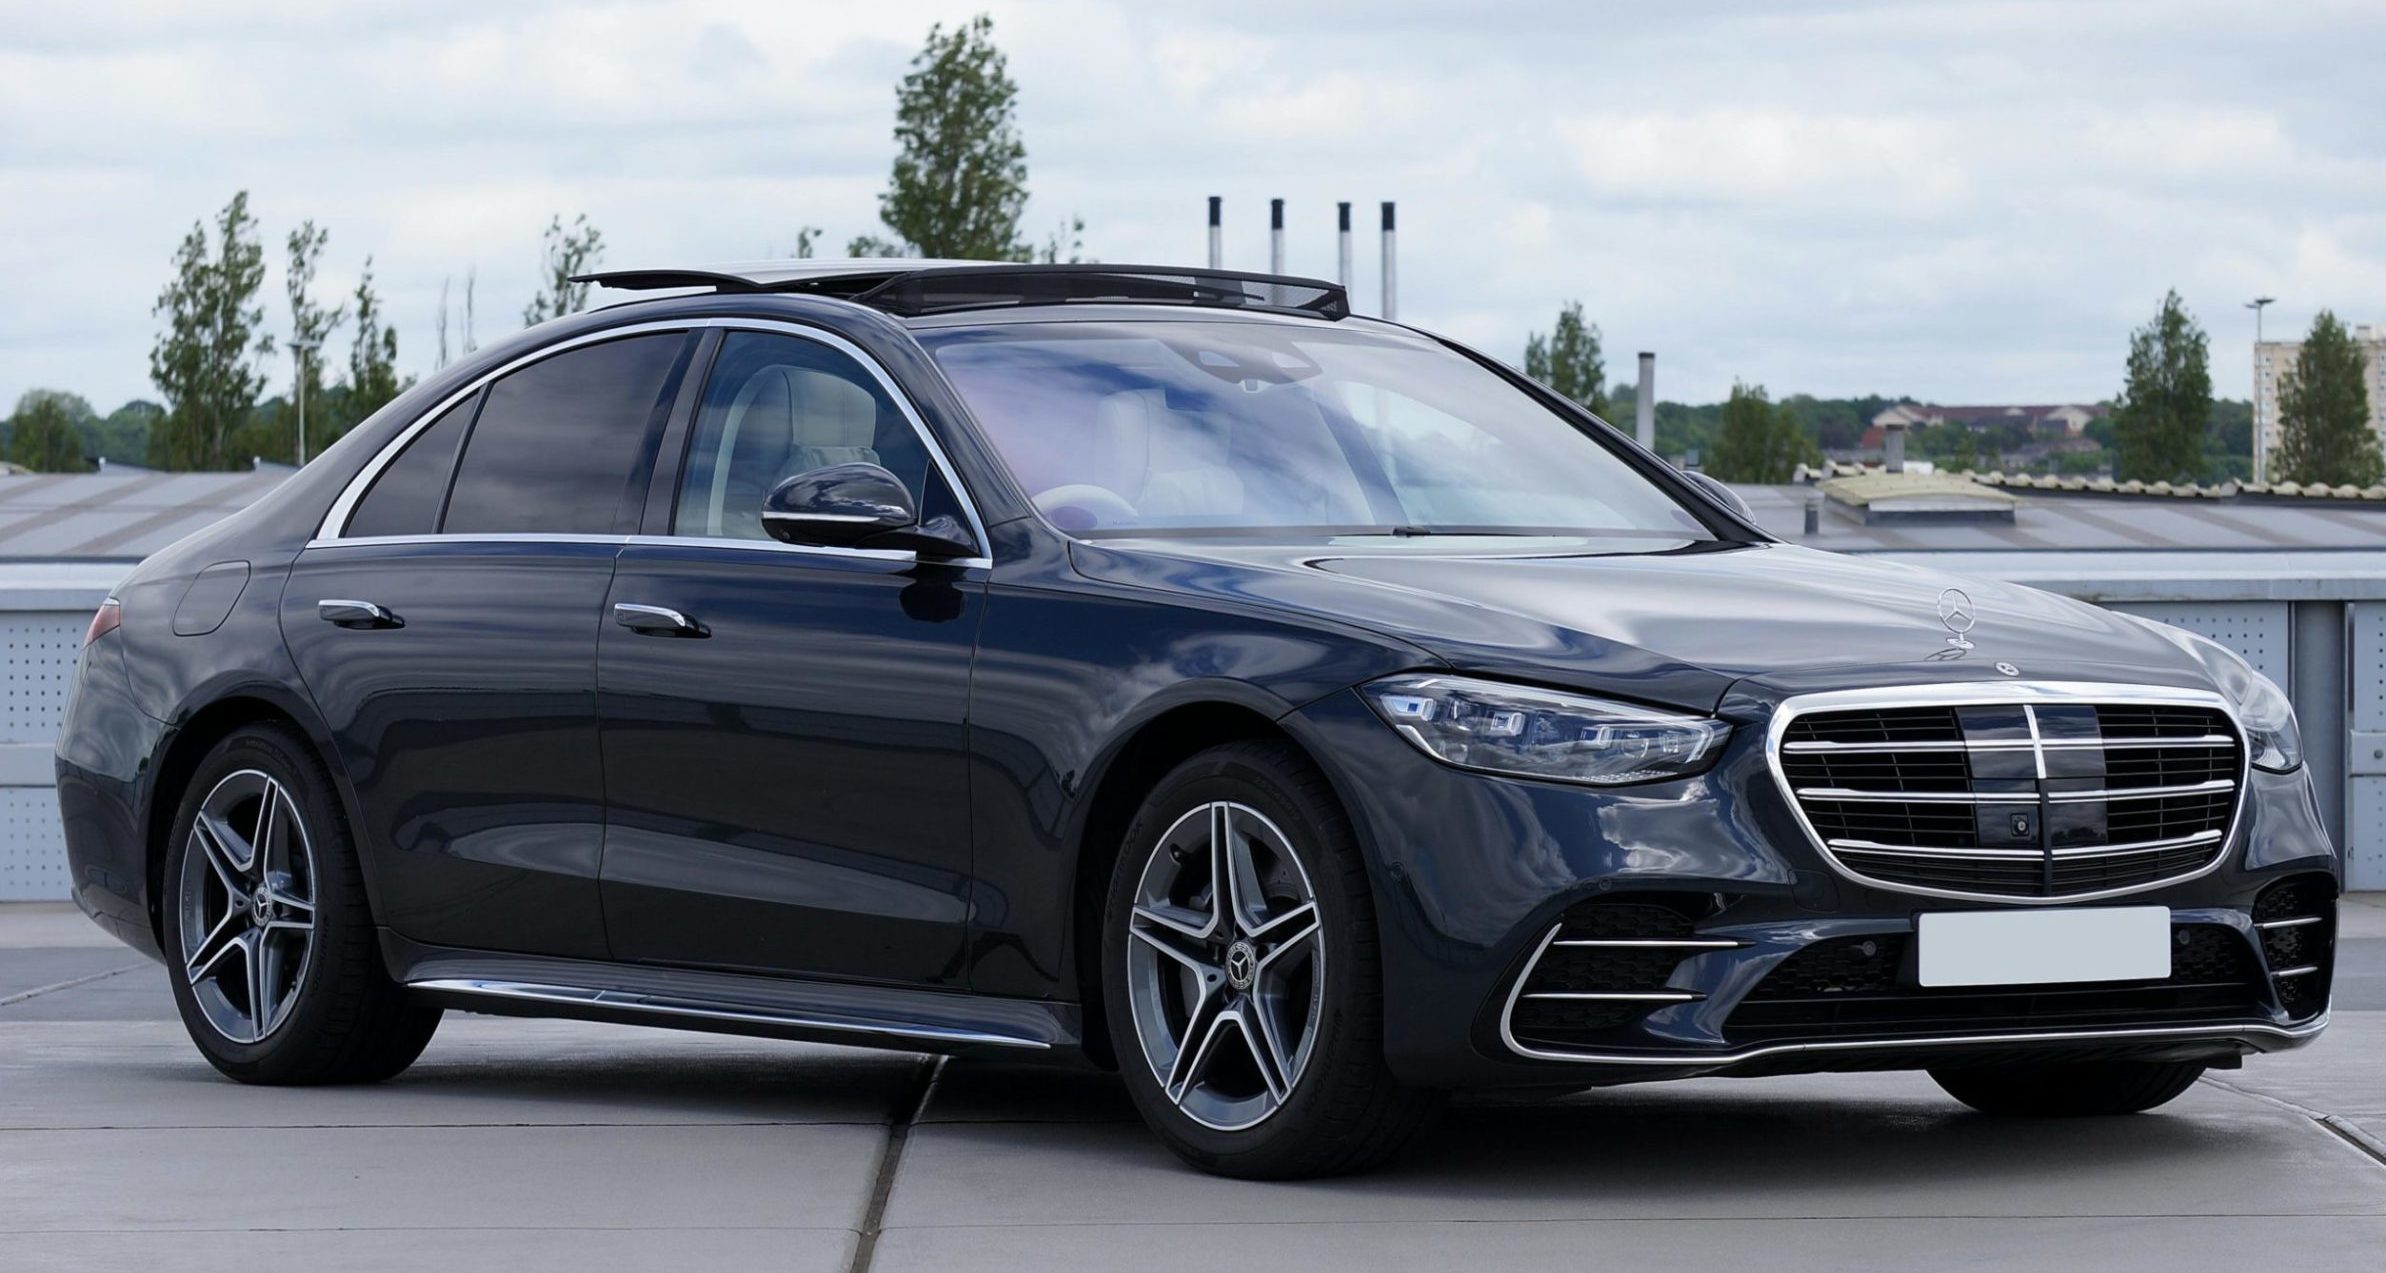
[2273, 310, 2383, 487]
[1522, 301, 1608, 417]
[150, 192, 273, 470]
[1707, 382, 1816, 483]
[284, 220, 345, 414]
[344, 258, 406, 431]
[523, 215, 604, 325]
[4, 390, 95, 472]
[864, 15, 1035, 260]
[88, 400, 162, 466]
[2112, 290, 2211, 483]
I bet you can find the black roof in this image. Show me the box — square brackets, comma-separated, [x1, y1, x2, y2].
[573, 261, 1351, 322]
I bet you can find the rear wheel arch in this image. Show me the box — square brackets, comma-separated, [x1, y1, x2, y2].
[143, 692, 360, 947]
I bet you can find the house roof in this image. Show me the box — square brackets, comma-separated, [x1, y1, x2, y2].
[0, 471, 289, 560]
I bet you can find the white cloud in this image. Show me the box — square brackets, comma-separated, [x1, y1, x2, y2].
[2, 0, 2382, 413]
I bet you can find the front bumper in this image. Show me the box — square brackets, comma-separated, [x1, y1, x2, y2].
[1288, 688, 2341, 1091]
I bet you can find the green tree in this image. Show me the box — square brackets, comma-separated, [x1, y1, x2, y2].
[284, 220, 345, 419]
[861, 15, 1036, 259]
[2273, 310, 2383, 487]
[1522, 301, 1608, 417]
[2112, 290, 2211, 483]
[1707, 381, 1816, 483]
[523, 214, 604, 325]
[150, 191, 273, 470]
[88, 400, 162, 466]
[343, 257, 407, 431]
[4, 390, 94, 471]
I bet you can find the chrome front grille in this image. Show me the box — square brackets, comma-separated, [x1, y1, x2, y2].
[1769, 685, 2245, 903]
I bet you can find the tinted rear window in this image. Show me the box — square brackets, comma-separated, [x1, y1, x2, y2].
[442, 333, 692, 535]
[344, 392, 476, 538]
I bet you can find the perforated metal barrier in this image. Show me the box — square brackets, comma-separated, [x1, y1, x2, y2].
[0, 611, 91, 899]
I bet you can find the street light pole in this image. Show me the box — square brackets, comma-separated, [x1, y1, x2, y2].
[290, 337, 323, 466]
[2246, 296, 2275, 483]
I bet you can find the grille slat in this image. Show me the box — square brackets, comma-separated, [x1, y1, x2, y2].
[1779, 699, 2241, 900]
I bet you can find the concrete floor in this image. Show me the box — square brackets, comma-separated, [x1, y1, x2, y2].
[3, 898, 2381, 1272]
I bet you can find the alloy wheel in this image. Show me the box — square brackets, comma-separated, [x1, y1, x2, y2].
[1124, 800, 1325, 1131]
[176, 769, 318, 1044]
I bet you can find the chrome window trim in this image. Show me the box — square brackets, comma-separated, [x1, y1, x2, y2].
[1763, 680, 2250, 907]
[315, 317, 996, 567]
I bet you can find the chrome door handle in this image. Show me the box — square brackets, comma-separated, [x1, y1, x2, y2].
[317, 599, 403, 630]
[613, 602, 707, 638]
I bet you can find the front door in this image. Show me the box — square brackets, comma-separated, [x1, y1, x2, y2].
[282, 329, 696, 958]
[597, 328, 986, 985]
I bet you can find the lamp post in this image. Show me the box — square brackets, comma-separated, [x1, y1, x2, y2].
[290, 337, 323, 466]
[2246, 296, 2275, 483]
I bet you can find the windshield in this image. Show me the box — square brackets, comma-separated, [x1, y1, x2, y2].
[920, 320, 1714, 540]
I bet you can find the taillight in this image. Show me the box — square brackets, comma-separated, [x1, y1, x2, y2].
[83, 598, 121, 647]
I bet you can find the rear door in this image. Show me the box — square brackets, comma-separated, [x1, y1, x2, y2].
[595, 327, 988, 984]
[282, 329, 698, 958]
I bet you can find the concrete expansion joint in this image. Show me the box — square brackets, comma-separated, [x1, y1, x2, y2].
[847, 1053, 946, 1273]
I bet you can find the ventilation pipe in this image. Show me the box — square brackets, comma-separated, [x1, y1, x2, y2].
[1207, 196, 1223, 270]
[1336, 202, 1352, 288]
[1379, 202, 1397, 320]
[1635, 351, 1655, 451]
[1884, 421, 1908, 474]
[1269, 199, 1285, 276]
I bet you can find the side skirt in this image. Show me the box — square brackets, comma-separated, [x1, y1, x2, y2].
[383, 934, 1090, 1064]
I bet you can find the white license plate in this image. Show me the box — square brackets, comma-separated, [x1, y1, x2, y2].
[1916, 907, 2171, 988]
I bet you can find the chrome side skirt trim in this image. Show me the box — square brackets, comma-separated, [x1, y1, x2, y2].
[409, 976, 1051, 1050]
[1551, 938, 1747, 950]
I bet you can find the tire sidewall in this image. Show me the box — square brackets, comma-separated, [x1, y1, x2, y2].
[1101, 745, 1372, 1162]
[160, 724, 360, 1078]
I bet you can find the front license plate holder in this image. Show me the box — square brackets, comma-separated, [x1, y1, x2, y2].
[1916, 906, 2172, 988]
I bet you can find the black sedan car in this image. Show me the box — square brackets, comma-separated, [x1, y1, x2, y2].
[58, 262, 2337, 1178]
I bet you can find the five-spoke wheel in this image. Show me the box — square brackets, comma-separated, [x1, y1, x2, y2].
[178, 769, 318, 1044]
[163, 723, 442, 1084]
[1103, 740, 1438, 1178]
[1124, 800, 1325, 1131]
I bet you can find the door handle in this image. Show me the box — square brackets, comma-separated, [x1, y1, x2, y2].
[613, 602, 707, 638]
[317, 599, 403, 630]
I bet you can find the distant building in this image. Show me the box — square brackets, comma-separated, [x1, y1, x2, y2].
[1869, 402, 2107, 436]
[2253, 323, 2386, 484]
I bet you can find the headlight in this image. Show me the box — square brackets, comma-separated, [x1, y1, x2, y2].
[2160, 628, 2302, 773]
[1361, 674, 1731, 786]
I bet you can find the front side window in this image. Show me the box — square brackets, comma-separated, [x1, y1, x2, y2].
[441, 332, 692, 536]
[922, 320, 1712, 541]
[671, 331, 928, 540]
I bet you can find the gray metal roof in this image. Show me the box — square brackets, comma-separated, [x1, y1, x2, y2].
[1732, 483, 2386, 553]
[0, 471, 289, 561]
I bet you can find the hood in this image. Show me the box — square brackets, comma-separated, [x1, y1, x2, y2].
[1068, 536, 2211, 714]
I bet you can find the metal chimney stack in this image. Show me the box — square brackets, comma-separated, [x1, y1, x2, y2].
[1336, 202, 1352, 287]
[1269, 199, 1285, 275]
[1207, 196, 1222, 270]
[1379, 202, 1397, 320]
[1636, 352, 1655, 450]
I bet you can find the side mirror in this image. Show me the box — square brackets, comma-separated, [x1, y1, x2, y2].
[1683, 470, 1754, 521]
[762, 463, 976, 559]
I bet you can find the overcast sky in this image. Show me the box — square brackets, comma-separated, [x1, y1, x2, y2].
[4, 0, 2381, 415]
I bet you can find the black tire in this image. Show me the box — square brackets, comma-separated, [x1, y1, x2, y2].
[1101, 739, 1439, 1178]
[1930, 1059, 2206, 1116]
[160, 722, 442, 1084]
